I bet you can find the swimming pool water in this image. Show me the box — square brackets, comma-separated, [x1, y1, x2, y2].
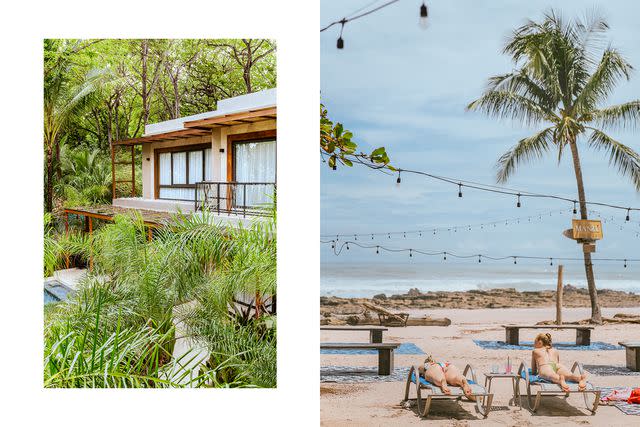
[44, 280, 72, 304]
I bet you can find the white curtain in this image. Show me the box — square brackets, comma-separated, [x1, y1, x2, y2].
[172, 152, 187, 184]
[189, 151, 203, 184]
[159, 187, 195, 201]
[204, 148, 213, 181]
[159, 153, 171, 185]
[234, 140, 276, 207]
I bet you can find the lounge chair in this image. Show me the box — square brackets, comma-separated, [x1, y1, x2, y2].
[517, 361, 601, 414]
[403, 365, 494, 418]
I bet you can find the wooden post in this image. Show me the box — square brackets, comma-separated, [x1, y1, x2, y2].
[556, 265, 564, 325]
[111, 143, 116, 200]
[131, 145, 136, 197]
[64, 213, 70, 269]
[89, 216, 93, 271]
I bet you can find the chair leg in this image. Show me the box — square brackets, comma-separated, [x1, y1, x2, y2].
[403, 366, 415, 402]
[477, 393, 493, 418]
[532, 391, 542, 413]
[589, 391, 601, 414]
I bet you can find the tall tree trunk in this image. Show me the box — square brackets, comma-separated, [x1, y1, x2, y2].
[141, 40, 149, 127]
[45, 145, 54, 212]
[243, 40, 253, 93]
[568, 137, 602, 324]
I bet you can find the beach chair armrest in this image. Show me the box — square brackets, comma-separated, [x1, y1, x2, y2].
[408, 365, 416, 382]
[571, 361, 584, 375]
[518, 361, 529, 383]
[463, 363, 478, 384]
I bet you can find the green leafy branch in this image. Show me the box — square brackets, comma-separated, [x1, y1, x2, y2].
[320, 104, 393, 170]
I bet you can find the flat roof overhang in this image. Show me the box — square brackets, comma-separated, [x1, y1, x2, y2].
[112, 106, 277, 146]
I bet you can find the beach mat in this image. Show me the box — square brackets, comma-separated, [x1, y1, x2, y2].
[321, 365, 410, 383]
[584, 365, 640, 377]
[598, 387, 640, 415]
[321, 342, 425, 355]
[473, 340, 622, 351]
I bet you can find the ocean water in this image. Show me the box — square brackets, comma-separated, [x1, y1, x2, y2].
[321, 261, 640, 298]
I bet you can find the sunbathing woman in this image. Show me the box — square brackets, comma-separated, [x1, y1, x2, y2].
[418, 355, 473, 398]
[531, 332, 587, 392]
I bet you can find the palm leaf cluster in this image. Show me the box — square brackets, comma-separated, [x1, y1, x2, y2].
[44, 208, 276, 388]
[467, 9, 640, 188]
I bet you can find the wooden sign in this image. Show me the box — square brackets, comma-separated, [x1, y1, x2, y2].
[571, 219, 603, 241]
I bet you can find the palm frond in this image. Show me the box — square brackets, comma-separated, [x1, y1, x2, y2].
[589, 100, 640, 131]
[496, 127, 555, 183]
[573, 49, 633, 115]
[466, 90, 556, 126]
[586, 127, 640, 191]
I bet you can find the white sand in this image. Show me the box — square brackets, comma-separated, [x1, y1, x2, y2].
[321, 307, 640, 426]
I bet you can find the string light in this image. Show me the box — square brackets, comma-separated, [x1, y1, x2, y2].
[627, 208, 631, 222]
[359, 162, 640, 214]
[321, 0, 403, 49]
[517, 193, 521, 208]
[573, 201, 577, 215]
[323, 211, 640, 242]
[321, 209, 570, 240]
[419, 1, 429, 29]
[396, 169, 402, 184]
[321, 240, 638, 267]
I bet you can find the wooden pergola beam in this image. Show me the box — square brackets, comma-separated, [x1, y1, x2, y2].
[183, 107, 277, 129]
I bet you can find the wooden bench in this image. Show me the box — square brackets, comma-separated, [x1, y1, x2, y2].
[320, 325, 388, 343]
[619, 342, 640, 371]
[320, 342, 401, 375]
[502, 324, 594, 346]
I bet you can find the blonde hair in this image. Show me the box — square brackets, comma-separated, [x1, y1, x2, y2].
[425, 355, 435, 364]
[535, 332, 552, 347]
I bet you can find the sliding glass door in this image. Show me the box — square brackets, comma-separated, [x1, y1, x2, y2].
[233, 139, 276, 207]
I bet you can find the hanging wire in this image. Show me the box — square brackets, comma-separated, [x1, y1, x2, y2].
[321, 209, 567, 239]
[321, 0, 402, 32]
[321, 240, 640, 265]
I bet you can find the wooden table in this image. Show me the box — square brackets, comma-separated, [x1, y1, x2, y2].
[502, 324, 594, 346]
[619, 342, 640, 371]
[320, 342, 401, 375]
[320, 325, 388, 343]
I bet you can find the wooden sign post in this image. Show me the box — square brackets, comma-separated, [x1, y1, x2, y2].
[556, 265, 563, 325]
[562, 219, 603, 254]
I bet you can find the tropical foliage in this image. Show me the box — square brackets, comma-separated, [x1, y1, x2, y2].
[321, 104, 392, 170]
[44, 210, 277, 388]
[467, 10, 640, 323]
[44, 39, 276, 212]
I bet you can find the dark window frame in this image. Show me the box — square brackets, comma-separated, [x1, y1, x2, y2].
[154, 143, 211, 201]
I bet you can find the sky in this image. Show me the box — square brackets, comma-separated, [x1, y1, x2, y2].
[320, 0, 640, 271]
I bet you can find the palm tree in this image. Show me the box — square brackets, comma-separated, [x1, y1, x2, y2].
[467, 10, 640, 324]
[44, 39, 109, 211]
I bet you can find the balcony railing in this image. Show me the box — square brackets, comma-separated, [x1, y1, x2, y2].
[195, 181, 276, 217]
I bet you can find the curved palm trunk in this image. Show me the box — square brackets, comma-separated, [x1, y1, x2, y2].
[568, 138, 602, 324]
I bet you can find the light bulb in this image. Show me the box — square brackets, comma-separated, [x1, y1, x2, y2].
[419, 2, 429, 29]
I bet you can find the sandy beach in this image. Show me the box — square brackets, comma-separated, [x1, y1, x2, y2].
[321, 306, 640, 426]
